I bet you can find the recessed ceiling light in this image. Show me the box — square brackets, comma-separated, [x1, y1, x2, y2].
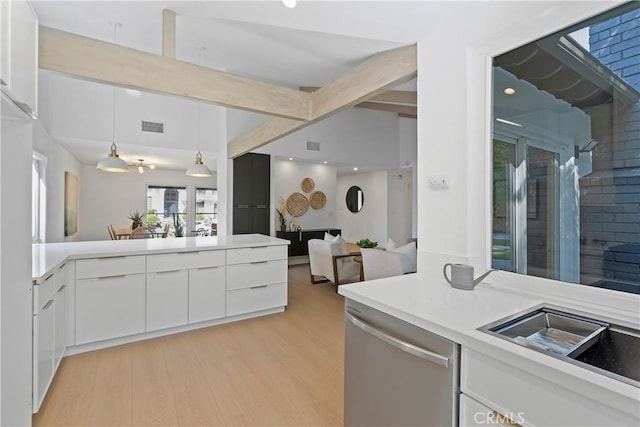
[353, 167, 358, 171]
[282, 0, 297, 8]
[149, 164, 155, 169]
[503, 87, 516, 95]
[323, 161, 328, 164]
[289, 157, 293, 161]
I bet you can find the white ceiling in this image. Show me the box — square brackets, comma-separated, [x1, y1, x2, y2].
[31, 0, 603, 172]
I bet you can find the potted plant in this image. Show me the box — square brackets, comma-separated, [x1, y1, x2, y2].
[356, 238, 378, 249]
[128, 210, 145, 229]
[172, 213, 184, 237]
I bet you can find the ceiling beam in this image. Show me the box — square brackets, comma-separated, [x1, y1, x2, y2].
[38, 26, 311, 120]
[301, 87, 417, 105]
[356, 101, 417, 118]
[228, 44, 417, 158]
[162, 9, 176, 59]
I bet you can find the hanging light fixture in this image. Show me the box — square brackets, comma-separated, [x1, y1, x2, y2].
[186, 46, 212, 177]
[97, 22, 129, 173]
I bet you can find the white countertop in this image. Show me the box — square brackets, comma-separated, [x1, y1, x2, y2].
[339, 272, 640, 412]
[32, 234, 288, 281]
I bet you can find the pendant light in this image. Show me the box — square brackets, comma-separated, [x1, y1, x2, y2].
[97, 22, 129, 173]
[186, 46, 212, 177]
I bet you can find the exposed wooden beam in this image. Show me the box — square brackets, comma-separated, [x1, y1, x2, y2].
[301, 87, 417, 105]
[228, 45, 417, 158]
[39, 26, 311, 120]
[398, 113, 417, 119]
[356, 101, 417, 118]
[311, 45, 417, 118]
[162, 9, 176, 59]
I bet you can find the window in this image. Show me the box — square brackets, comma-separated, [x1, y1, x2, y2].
[195, 188, 217, 236]
[491, 3, 640, 294]
[146, 186, 187, 236]
[32, 152, 46, 242]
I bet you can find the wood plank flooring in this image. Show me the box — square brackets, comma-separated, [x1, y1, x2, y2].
[33, 265, 345, 426]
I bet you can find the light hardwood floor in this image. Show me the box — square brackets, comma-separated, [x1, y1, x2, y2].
[34, 265, 345, 426]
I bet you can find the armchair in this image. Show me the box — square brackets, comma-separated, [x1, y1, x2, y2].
[308, 238, 360, 291]
[361, 248, 406, 280]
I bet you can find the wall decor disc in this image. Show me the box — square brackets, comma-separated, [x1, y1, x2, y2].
[309, 191, 327, 210]
[301, 177, 315, 193]
[286, 192, 309, 217]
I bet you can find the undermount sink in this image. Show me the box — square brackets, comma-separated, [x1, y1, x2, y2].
[479, 304, 640, 388]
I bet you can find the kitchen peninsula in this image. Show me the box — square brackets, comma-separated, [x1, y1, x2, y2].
[339, 273, 640, 426]
[31, 234, 288, 412]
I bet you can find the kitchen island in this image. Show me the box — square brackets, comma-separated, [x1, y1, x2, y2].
[31, 234, 289, 412]
[339, 272, 640, 426]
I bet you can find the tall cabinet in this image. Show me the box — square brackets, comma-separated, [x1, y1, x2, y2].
[233, 153, 270, 235]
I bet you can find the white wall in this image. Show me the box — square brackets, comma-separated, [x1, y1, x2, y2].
[274, 159, 337, 231]
[79, 166, 217, 241]
[337, 171, 388, 244]
[415, 1, 621, 277]
[230, 108, 402, 169]
[1, 113, 33, 426]
[387, 170, 413, 245]
[33, 122, 83, 243]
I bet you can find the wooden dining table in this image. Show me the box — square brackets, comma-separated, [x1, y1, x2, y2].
[114, 227, 166, 239]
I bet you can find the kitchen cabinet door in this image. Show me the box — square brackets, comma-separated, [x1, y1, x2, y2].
[33, 298, 55, 413]
[76, 274, 145, 345]
[53, 284, 66, 371]
[251, 153, 270, 206]
[146, 270, 188, 331]
[189, 266, 226, 324]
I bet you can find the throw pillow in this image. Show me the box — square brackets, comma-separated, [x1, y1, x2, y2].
[324, 232, 334, 241]
[388, 241, 417, 273]
[333, 234, 349, 255]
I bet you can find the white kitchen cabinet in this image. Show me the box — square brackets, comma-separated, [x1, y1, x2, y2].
[189, 266, 226, 324]
[459, 394, 521, 427]
[76, 274, 146, 345]
[461, 347, 638, 426]
[146, 270, 188, 331]
[0, 0, 38, 117]
[53, 283, 67, 370]
[226, 283, 287, 317]
[225, 247, 287, 317]
[33, 297, 55, 413]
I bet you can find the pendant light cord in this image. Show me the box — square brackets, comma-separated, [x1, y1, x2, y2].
[111, 23, 121, 148]
[197, 46, 206, 155]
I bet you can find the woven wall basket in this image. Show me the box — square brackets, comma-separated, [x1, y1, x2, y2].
[286, 192, 309, 217]
[301, 177, 315, 193]
[309, 191, 327, 210]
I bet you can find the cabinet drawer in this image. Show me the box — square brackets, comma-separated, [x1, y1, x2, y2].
[226, 245, 286, 264]
[147, 250, 225, 273]
[76, 255, 145, 279]
[226, 260, 287, 290]
[226, 283, 287, 317]
[34, 271, 56, 314]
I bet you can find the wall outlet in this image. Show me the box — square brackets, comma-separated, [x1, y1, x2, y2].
[428, 176, 448, 189]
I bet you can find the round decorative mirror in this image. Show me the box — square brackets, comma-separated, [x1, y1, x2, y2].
[346, 186, 364, 213]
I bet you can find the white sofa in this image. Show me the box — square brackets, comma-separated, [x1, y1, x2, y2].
[308, 238, 360, 291]
[361, 240, 417, 280]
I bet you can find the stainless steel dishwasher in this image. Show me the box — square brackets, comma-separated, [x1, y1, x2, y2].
[344, 299, 459, 426]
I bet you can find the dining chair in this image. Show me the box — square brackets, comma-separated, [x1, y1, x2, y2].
[107, 225, 116, 240]
[130, 227, 152, 239]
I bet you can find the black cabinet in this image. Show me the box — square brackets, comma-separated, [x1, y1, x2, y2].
[277, 229, 341, 257]
[233, 153, 270, 235]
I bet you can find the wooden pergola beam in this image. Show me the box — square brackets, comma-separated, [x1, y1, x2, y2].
[38, 26, 311, 120]
[301, 87, 417, 105]
[162, 9, 176, 59]
[228, 44, 417, 158]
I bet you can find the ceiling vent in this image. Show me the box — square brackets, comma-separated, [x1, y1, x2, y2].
[306, 141, 320, 151]
[141, 121, 164, 134]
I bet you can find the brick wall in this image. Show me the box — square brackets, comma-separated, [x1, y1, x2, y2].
[580, 8, 639, 290]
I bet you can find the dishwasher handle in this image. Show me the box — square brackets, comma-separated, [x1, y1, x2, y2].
[345, 311, 450, 368]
